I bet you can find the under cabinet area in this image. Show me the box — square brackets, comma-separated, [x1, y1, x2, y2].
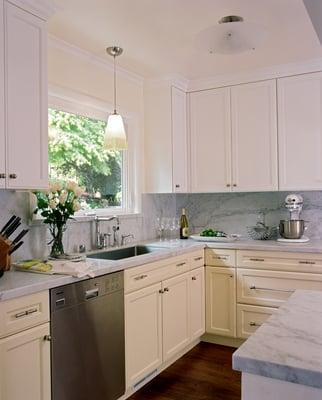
[0, 291, 50, 400]
[0, 0, 48, 189]
[124, 250, 205, 389]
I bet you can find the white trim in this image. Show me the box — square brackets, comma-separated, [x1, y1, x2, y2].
[187, 57, 322, 92]
[49, 35, 144, 87]
[145, 74, 189, 91]
[48, 85, 143, 216]
[6, 0, 58, 20]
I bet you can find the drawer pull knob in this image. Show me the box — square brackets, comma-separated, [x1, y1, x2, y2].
[159, 289, 164, 294]
[249, 321, 261, 327]
[250, 285, 295, 293]
[230, 275, 233, 278]
[192, 276, 197, 280]
[299, 260, 316, 265]
[134, 274, 148, 281]
[44, 335, 52, 341]
[194, 257, 203, 261]
[164, 287, 169, 292]
[176, 262, 186, 267]
[0, 173, 5, 179]
[213, 256, 227, 260]
[9, 173, 17, 179]
[249, 258, 265, 262]
[175, 184, 180, 188]
[14, 308, 38, 319]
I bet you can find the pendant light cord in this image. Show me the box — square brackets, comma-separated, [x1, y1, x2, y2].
[113, 54, 117, 114]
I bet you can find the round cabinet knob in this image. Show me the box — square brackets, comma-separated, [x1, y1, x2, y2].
[9, 173, 17, 179]
[233, 184, 237, 187]
[192, 276, 197, 281]
[0, 173, 5, 179]
[43, 335, 52, 341]
[175, 184, 180, 188]
[226, 184, 231, 187]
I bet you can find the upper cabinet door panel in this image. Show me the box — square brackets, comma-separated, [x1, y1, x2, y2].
[278, 72, 322, 190]
[5, 3, 48, 189]
[0, 0, 5, 188]
[172, 87, 187, 193]
[189, 88, 231, 192]
[231, 80, 278, 192]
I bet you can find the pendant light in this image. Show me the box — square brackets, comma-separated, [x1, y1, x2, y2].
[105, 46, 128, 150]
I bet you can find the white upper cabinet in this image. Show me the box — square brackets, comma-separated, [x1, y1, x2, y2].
[231, 80, 278, 191]
[0, 0, 5, 188]
[189, 87, 231, 192]
[278, 72, 322, 190]
[144, 83, 188, 193]
[4, 1, 48, 189]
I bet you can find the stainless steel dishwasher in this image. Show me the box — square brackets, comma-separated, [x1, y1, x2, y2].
[50, 271, 125, 400]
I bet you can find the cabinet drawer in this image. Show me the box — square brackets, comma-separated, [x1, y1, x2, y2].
[237, 250, 322, 273]
[124, 255, 190, 293]
[0, 291, 49, 338]
[237, 304, 276, 339]
[237, 269, 322, 307]
[190, 250, 204, 270]
[205, 249, 236, 267]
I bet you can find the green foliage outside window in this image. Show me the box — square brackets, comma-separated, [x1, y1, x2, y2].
[48, 108, 123, 209]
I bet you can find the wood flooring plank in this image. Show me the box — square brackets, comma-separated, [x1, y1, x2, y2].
[129, 342, 241, 400]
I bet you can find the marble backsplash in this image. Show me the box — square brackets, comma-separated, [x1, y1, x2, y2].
[1, 189, 322, 261]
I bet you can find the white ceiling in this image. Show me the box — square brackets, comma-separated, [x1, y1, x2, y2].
[49, 0, 322, 80]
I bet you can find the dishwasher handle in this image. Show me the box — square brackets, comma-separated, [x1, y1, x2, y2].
[85, 288, 99, 300]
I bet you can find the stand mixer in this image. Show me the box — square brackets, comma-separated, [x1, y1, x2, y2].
[277, 194, 309, 243]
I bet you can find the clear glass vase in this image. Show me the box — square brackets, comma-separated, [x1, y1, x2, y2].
[49, 223, 66, 258]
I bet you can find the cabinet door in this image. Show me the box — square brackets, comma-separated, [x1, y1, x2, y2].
[125, 283, 163, 388]
[278, 72, 322, 190]
[172, 86, 188, 193]
[189, 88, 231, 192]
[206, 266, 236, 337]
[0, 323, 50, 400]
[5, 2, 48, 189]
[190, 267, 205, 340]
[162, 272, 190, 361]
[231, 80, 278, 191]
[0, 0, 5, 188]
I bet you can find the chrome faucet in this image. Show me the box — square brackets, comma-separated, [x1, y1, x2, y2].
[94, 216, 120, 249]
[121, 233, 134, 246]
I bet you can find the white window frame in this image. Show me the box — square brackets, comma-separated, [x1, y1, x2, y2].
[47, 84, 142, 217]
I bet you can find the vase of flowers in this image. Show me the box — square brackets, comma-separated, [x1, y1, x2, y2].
[33, 181, 84, 258]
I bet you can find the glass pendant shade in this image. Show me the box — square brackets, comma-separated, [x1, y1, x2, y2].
[105, 112, 127, 150]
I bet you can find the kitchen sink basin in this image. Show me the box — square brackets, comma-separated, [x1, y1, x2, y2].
[87, 245, 163, 261]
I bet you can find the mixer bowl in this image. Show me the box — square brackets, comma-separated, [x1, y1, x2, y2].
[279, 220, 305, 239]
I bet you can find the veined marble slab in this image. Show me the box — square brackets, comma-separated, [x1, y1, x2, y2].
[233, 290, 322, 389]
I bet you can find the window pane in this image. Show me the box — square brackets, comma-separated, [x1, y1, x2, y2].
[48, 108, 123, 209]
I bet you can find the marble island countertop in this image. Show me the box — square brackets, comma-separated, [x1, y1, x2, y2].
[233, 290, 322, 389]
[2, 237, 322, 302]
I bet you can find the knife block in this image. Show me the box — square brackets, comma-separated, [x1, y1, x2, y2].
[0, 235, 11, 272]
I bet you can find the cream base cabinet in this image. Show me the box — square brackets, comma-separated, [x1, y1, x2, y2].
[278, 72, 322, 190]
[125, 283, 163, 388]
[206, 266, 236, 337]
[0, 322, 51, 400]
[162, 272, 190, 362]
[190, 267, 205, 341]
[4, 1, 48, 189]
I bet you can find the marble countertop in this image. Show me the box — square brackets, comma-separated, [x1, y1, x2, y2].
[2, 237, 322, 302]
[233, 290, 322, 389]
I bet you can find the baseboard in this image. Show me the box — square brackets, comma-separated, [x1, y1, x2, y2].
[201, 333, 245, 348]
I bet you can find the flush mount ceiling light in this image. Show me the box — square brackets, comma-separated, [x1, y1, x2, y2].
[196, 15, 268, 55]
[105, 46, 128, 150]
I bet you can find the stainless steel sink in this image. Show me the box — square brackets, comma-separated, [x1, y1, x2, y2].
[87, 245, 162, 261]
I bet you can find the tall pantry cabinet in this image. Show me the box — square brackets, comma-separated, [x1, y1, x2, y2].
[0, 0, 51, 190]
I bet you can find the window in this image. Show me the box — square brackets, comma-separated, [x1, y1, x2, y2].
[48, 108, 127, 211]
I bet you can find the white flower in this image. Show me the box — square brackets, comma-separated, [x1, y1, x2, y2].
[49, 199, 57, 209]
[59, 192, 68, 205]
[72, 200, 81, 212]
[50, 181, 62, 192]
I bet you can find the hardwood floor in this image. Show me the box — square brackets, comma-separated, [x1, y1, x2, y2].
[129, 342, 241, 400]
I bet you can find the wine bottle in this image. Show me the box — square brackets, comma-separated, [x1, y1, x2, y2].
[180, 208, 189, 239]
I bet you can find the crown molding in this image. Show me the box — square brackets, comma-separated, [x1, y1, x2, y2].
[7, 0, 58, 20]
[145, 74, 189, 91]
[48, 35, 144, 87]
[187, 57, 322, 91]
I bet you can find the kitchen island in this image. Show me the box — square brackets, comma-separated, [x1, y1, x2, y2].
[233, 289, 322, 400]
